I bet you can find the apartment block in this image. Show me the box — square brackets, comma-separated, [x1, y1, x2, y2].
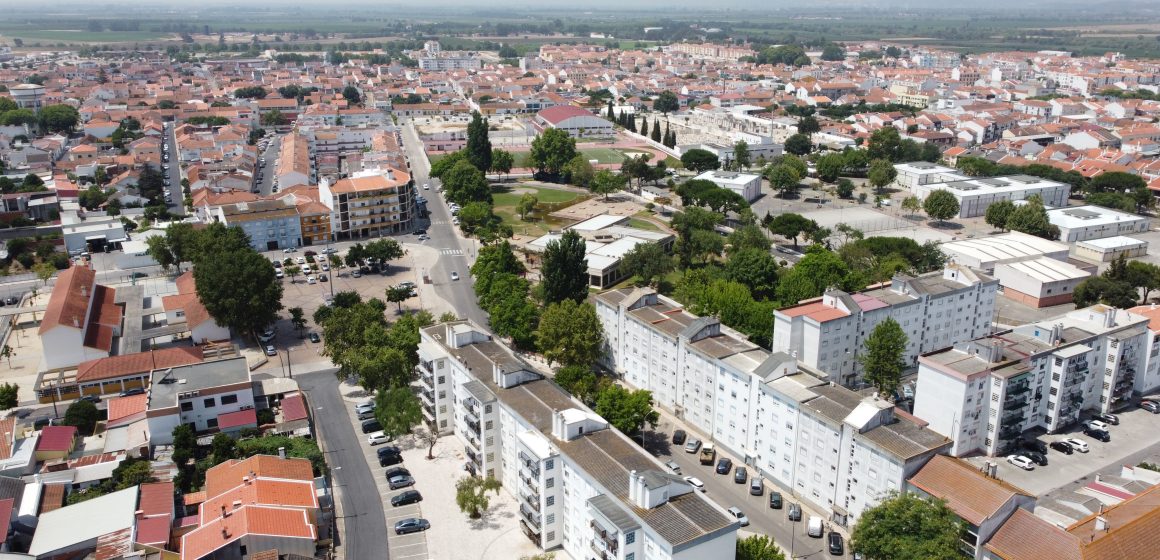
[772, 266, 998, 386]
[320, 167, 414, 239]
[593, 289, 950, 527]
[213, 197, 304, 251]
[913, 305, 1149, 457]
[416, 321, 739, 559]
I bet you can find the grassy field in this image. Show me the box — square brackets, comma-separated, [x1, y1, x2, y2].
[0, 28, 170, 43]
[492, 185, 583, 237]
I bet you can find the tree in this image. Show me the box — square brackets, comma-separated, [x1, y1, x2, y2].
[260, 110, 286, 127]
[1089, 171, 1147, 193]
[455, 475, 503, 519]
[851, 492, 962, 560]
[32, 261, 55, 285]
[835, 178, 856, 198]
[554, 365, 599, 404]
[985, 199, 1016, 231]
[1127, 260, 1160, 304]
[639, 117, 649, 138]
[733, 140, 751, 170]
[375, 385, 422, 438]
[1074, 276, 1139, 308]
[38, 104, 80, 133]
[595, 385, 660, 436]
[899, 195, 922, 217]
[821, 44, 846, 61]
[288, 307, 307, 337]
[191, 226, 284, 337]
[923, 190, 960, 226]
[765, 164, 801, 197]
[671, 206, 724, 267]
[680, 148, 720, 173]
[0, 346, 13, 368]
[619, 242, 673, 287]
[0, 382, 17, 410]
[341, 85, 361, 104]
[385, 284, 414, 312]
[736, 535, 786, 560]
[284, 265, 301, 283]
[541, 230, 588, 305]
[442, 159, 493, 205]
[776, 246, 855, 305]
[728, 223, 771, 253]
[815, 152, 846, 183]
[859, 318, 908, 398]
[725, 249, 780, 299]
[537, 300, 604, 367]
[64, 399, 100, 435]
[784, 133, 812, 156]
[764, 213, 816, 249]
[233, 86, 268, 99]
[528, 128, 577, 176]
[429, 150, 466, 179]
[211, 433, 238, 462]
[488, 288, 540, 349]
[867, 159, 898, 194]
[653, 90, 680, 114]
[797, 115, 821, 135]
[490, 149, 514, 181]
[1006, 195, 1059, 240]
[516, 193, 538, 221]
[563, 155, 595, 188]
[589, 169, 627, 200]
[466, 111, 493, 172]
[866, 127, 908, 162]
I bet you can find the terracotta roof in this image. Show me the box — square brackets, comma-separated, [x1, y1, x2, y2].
[39, 484, 67, 514]
[327, 168, 410, 194]
[107, 394, 149, 426]
[280, 393, 308, 423]
[0, 498, 13, 545]
[134, 516, 170, 547]
[39, 265, 97, 335]
[908, 455, 1032, 525]
[35, 426, 76, 452]
[776, 300, 850, 323]
[537, 105, 599, 124]
[200, 478, 318, 524]
[216, 409, 257, 430]
[137, 481, 175, 519]
[0, 419, 14, 460]
[76, 347, 203, 383]
[180, 506, 315, 560]
[203, 455, 314, 500]
[182, 491, 207, 507]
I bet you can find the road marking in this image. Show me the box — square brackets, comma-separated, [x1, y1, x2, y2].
[392, 552, 430, 559]
[438, 248, 463, 255]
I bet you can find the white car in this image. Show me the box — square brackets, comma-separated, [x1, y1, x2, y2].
[321, 263, 330, 271]
[683, 476, 705, 492]
[264, 345, 277, 356]
[307, 275, 316, 285]
[1007, 455, 1036, 470]
[807, 516, 823, 537]
[727, 506, 750, 527]
[1064, 438, 1090, 453]
[367, 431, 392, 446]
[450, 271, 459, 281]
[296, 256, 306, 264]
[1084, 419, 1110, 432]
[423, 183, 429, 190]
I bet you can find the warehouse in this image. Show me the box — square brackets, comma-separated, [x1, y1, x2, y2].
[1047, 205, 1150, 242]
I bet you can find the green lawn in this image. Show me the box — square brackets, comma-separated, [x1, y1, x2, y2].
[493, 185, 578, 206]
[627, 217, 661, 232]
[579, 147, 630, 165]
[492, 185, 584, 237]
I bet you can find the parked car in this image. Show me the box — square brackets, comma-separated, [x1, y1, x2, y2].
[1023, 450, 1048, 466]
[787, 502, 801, 521]
[309, 332, 321, 343]
[733, 466, 748, 484]
[749, 477, 763, 496]
[1084, 419, 1110, 432]
[264, 345, 277, 356]
[352, 269, 362, 278]
[360, 419, 382, 434]
[357, 409, 376, 421]
[77, 395, 100, 404]
[684, 439, 701, 454]
[716, 458, 733, 475]
[391, 490, 422, 507]
[671, 429, 687, 445]
[376, 445, 402, 458]
[388, 475, 415, 490]
[258, 328, 276, 343]
[1094, 413, 1120, 425]
[664, 460, 681, 475]
[769, 491, 783, 509]
[1007, 455, 1036, 471]
[384, 467, 410, 480]
[1064, 438, 1090, 453]
[378, 453, 401, 468]
[367, 432, 392, 446]
[828, 532, 845, 555]
[1050, 441, 1074, 455]
[807, 516, 823, 537]
[355, 402, 375, 415]
[1143, 400, 1160, 414]
[119, 388, 145, 397]
[682, 476, 705, 491]
[1021, 439, 1048, 454]
[727, 506, 750, 527]
[393, 518, 429, 535]
[1084, 427, 1111, 442]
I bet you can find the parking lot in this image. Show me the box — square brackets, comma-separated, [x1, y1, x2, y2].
[969, 403, 1160, 496]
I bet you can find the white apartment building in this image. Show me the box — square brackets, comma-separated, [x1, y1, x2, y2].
[416, 321, 739, 560]
[593, 289, 950, 527]
[912, 175, 1071, 218]
[772, 266, 998, 386]
[1126, 305, 1160, 398]
[913, 306, 1150, 457]
[319, 167, 414, 239]
[146, 356, 256, 444]
[1046, 205, 1151, 243]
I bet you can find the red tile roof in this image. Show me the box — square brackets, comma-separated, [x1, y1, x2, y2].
[39, 484, 66, 514]
[36, 426, 77, 452]
[908, 455, 1032, 526]
[107, 394, 149, 425]
[0, 418, 14, 460]
[39, 265, 97, 335]
[0, 498, 13, 545]
[203, 456, 314, 500]
[134, 516, 170, 547]
[180, 506, 315, 560]
[75, 347, 203, 383]
[776, 300, 850, 323]
[537, 105, 599, 124]
[280, 393, 308, 423]
[216, 409, 257, 431]
[137, 481, 175, 519]
[200, 479, 318, 524]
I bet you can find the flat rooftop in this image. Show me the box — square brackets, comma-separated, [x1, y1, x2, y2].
[1047, 205, 1149, 229]
[148, 356, 250, 410]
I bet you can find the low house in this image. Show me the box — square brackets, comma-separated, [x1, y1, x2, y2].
[146, 356, 255, 444]
[26, 486, 138, 559]
[33, 426, 76, 463]
[692, 170, 763, 202]
[162, 272, 230, 344]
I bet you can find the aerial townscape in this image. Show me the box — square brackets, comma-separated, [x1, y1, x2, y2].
[6, 1, 1160, 559]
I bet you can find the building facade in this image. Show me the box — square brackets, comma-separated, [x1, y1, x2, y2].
[320, 167, 414, 239]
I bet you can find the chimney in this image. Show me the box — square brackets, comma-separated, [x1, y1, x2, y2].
[221, 504, 227, 517]
[1095, 516, 1109, 532]
[278, 446, 286, 459]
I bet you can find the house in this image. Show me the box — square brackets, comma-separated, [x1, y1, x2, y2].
[146, 356, 255, 444]
[34, 426, 77, 463]
[134, 481, 176, 550]
[906, 455, 1035, 560]
[35, 346, 204, 404]
[37, 265, 123, 371]
[162, 272, 231, 344]
[534, 106, 614, 138]
[26, 486, 139, 559]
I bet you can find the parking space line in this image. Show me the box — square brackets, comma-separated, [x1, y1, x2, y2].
[392, 553, 429, 559]
[390, 542, 428, 549]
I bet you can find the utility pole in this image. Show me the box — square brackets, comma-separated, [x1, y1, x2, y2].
[286, 348, 293, 379]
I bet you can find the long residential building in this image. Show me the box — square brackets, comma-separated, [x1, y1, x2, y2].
[913, 305, 1151, 457]
[320, 167, 414, 239]
[416, 320, 739, 559]
[772, 266, 998, 386]
[593, 289, 951, 527]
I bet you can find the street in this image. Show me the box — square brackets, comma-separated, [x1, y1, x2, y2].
[257, 134, 281, 196]
[164, 124, 183, 215]
[295, 369, 391, 560]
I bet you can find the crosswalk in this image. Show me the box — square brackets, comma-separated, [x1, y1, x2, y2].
[438, 248, 463, 256]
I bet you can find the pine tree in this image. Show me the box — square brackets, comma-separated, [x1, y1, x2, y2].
[651, 121, 662, 142]
[640, 118, 649, 138]
[606, 100, 615, 120]
[628, 115, 637, 133]
[664, 122, 672, 146]
[615, 111, 623, 128]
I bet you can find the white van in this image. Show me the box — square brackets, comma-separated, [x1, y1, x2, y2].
[807, 516, 823, 538]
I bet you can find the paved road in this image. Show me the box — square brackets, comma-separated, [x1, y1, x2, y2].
[297, 369, 390, 560]
[258, 135, 281, 195]
[163, 125, 183, 215]
[399, 121, 490, 328]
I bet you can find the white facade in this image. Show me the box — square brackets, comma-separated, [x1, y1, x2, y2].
[1047, 205, 1150, 243]
[692, 170, 763, 202]
[913, 175, 1071, 218]
[893, 161, 963, 190]
[772, 266, 998, 386]
[416, 321, 739, 558]
[146, 357, 256, 444]
[1074, 236, 1149, 263]
[993, 257, 1090, 308]
[913, 306, 1150, 457]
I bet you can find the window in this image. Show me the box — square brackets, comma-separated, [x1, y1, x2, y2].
[625, 531, 636, 544]
[545, 459, 554, 470]
[207, 418, 219, 428]
[547, 531, 555, 542]
[546, 513, 555, 524]
[180, 402, 193, 412]
[546, 478, 555, 488]
[626, 554, 635, 560]
[203, 398, 216, 408]
[546, 496, 555, 507]
[221, 395, 238, 405]
[485, 404, 493, 414]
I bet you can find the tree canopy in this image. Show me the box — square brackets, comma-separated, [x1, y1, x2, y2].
[594, 385, 660, 436]
[189, 223, 284, 337]
[466, 111, 493, 172]
[537, 299, 604, 367]
[680, 148, 720, 173]
[859, 318, 908, 397]
[851, 492, 963, 560]
[653, 90, 680, 114]
[529, 128, 577, 177]
[540, 230, 588, 304]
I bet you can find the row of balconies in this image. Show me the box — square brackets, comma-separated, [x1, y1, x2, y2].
[520, 503, 542, 526]
[589, 541, 612, 560]
[591, 522, 619, 553]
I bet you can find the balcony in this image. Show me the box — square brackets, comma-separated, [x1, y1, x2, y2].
[520, 503, 542, 528]
[519, 476, 540, 504]
[419, 387, 435, 405]
[422, 401, 435, 421]
[465, 447, 479, 466]
[520, 459, 541, 481]
[997, 426, 1021, 441]
[464, 399, 480, 423]
[589, 541, 613, 560]
[591, 523, 619, 555]
[1001, 409, 1025, 425]
[464, 432, 481, 452]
